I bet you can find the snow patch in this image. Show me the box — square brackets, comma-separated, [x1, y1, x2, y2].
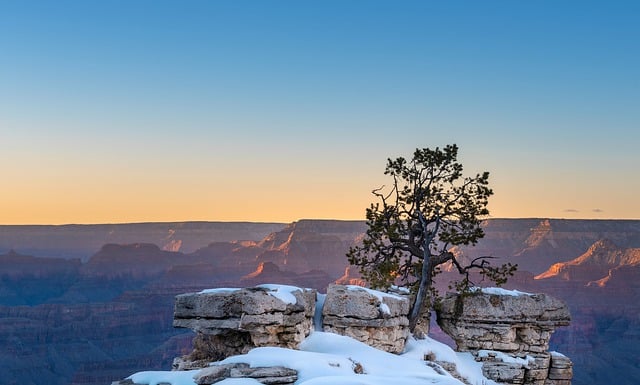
[128, 333, 507, 385]
[257, 284, 303, 305]
[218, 379, 262, 385]
[390, 285, 410, 294]
[403, 337, 501, 385]
[128, 370, 199, 385]
[477, 350, 535, 366]
[199, 288, 240, 294]
[470, 287, 532, 296]
[346, 285, 403, 315]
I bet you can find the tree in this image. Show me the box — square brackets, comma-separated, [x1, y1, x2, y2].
[347, 144, 516, 337]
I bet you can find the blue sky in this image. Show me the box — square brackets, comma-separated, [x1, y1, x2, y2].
[1, 1, 638, 224]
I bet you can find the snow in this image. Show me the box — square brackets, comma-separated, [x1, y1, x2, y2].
[222, 332, 464, 385]
[128, 331, 504, 385]
[196, 378, 273, 385]
[477, 350, 535, 366]
[345, 285, 404, 315]
[257, 284, 304, 304]
[346, 285, 405, 300]
[198, 285, 306, 305]
[403, 337, 501, 385]
[199, 288, 240, 294]
[470, 286, 532, 296]
[390, 285, 411, 294]
[218, 378, 263, 384]
[128, 370, 199, 385]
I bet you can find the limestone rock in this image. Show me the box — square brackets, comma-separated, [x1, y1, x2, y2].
[436, 291, 570, 353]
[482, 362, 526, 384]
[173, 285, 316, 363]
[548, 352, 573, 381]
[322, 284, 409, 353]
[194, 363, 297, 385]
[435, 289, 573, 385]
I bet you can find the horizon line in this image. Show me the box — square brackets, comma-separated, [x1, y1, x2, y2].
[1, 216, 639, 227]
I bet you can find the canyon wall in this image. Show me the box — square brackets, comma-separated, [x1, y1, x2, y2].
[1, 219, 639, 385]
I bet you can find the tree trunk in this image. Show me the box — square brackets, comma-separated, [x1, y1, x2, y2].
[408, 251, 433, 338]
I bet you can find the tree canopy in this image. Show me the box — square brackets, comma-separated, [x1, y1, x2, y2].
[347, 144, 516, 337]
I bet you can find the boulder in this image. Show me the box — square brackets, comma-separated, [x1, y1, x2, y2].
[436, 290, 570, 353]
[436, 289, 573, 385]
[194, 363, 297, 385]
[548, 352, 573, 381]
[173, 285, 316, 364]
[481, 362, 526, 384]
[321, 284, 409, 353]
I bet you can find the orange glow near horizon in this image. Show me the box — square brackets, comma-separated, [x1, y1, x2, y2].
[2, 178, 637, 225]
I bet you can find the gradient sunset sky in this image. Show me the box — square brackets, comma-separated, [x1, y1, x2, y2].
[1, 1, 638, 224]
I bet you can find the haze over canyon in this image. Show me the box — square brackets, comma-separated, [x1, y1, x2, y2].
[1, 219, 639, 385]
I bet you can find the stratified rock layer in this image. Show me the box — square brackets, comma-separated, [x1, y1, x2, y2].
[322, 284, 410, 353]
[437, 291, 570, 353]
[173, 286, 315, 365]
[437, 290, 572, 385]
[194, 363, 297, 385]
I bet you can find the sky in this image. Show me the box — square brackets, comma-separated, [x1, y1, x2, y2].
[1, 0, 638, 224]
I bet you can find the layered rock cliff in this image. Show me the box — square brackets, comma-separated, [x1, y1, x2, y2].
[1, 219, 639, 385]
[535, 239, 640, 283]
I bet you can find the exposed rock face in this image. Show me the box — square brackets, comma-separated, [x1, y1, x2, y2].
[452, 219, 640, 275]
[193, 363, 297, 385]
[240, 261, 335, 290]
[334, 266, 366, 286]
[437, 290, 570, 353]
[173, 286, 316, 365]
[437, 290, 572, 385]
[255, 220, 366, 277]
[0, 222, 285, 260]
[535, 239, 640, 283]
[82, 243, 186, 278]
[321, 284, 410, 353]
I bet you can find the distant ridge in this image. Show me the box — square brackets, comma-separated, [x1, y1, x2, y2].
[2, 219, 639, 266]
[535, 239, 640, 282]
[0, 221, 286, 260]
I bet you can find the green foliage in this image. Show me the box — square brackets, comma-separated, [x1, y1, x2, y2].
[347, 144, 516, 329]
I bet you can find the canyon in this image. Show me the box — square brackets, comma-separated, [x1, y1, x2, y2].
[1, 219, 639, 385]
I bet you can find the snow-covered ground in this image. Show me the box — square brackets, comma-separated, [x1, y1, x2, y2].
[128, 332, 499, 385]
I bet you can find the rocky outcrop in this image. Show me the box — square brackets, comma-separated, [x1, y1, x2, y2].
[173, 285, 316, 366]
[322, 284, 410, 353]
[437, 289, 572, 385]
[437, 290, 570, 353]
[194, 363, 297, 385]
